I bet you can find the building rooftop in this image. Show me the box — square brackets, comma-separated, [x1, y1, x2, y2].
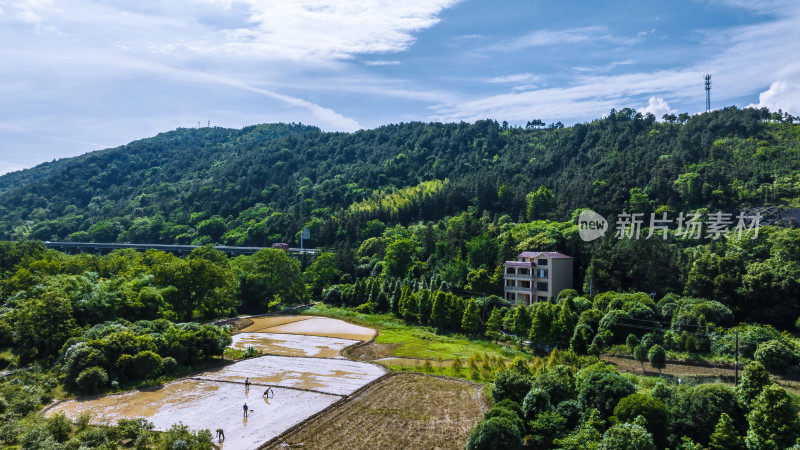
[517, 251, 572, 259]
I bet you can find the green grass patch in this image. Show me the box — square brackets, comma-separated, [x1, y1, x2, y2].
[304, 303, 523, 362]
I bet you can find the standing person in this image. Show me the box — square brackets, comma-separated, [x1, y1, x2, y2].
[245, 377, 250, 390]
[243, 402, 248, 418]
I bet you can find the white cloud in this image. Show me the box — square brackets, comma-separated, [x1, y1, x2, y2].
[488, 26, 638, 53]
[189, 0, 463, 60]
[511, 84, 538, 92]
[574, 60, 635, 73]
[430, 68, 698, 124]
[432, 1, 800, 123]
[365, 60, 401, 66]
[642, 97, 676, 119]
[487, 73, 539, 84]
[750, 81, 800, 114]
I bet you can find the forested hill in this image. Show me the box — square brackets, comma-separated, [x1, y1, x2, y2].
[1, 107, 798, 246]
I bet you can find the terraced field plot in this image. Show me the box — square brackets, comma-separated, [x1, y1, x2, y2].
[230, 332, 359, 358]
[46, 315, 386, 450]
[264, 373, 488, 450]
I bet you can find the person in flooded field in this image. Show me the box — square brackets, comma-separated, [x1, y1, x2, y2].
[243, 402, 248, 417]
[262, 386, 274, 398]
[216, 428, 225, 441]
[244, 377, 251, 390]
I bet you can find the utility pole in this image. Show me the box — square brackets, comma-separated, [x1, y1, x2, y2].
[734, 329, 739, 386]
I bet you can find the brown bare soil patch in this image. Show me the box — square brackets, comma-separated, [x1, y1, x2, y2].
[263, 373, 489, 450]
[261, 317, 376, 342]
[221, 317, 254, 334]
[345, 342, 401, 360]
[602, 355, 800, 395]
[240, 316, 311, 333]
[603, 355, 737, 379]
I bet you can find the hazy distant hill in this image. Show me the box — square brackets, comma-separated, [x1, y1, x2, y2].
[0, 107, 797, 246]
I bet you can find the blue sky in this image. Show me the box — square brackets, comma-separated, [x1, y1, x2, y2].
[1, 0, 799, 174]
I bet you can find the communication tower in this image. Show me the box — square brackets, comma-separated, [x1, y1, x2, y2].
[704, 74, 711, 112]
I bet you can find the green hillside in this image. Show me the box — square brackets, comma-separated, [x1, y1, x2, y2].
[1, 107, 798, 247]
[1, 107, 799, 328]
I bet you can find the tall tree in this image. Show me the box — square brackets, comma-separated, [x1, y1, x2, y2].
[647, 345, 666, 374]
[462, 299, 482, 336]
[745, 384, 800, 449]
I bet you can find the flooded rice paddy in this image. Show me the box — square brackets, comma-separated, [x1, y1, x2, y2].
[230, 333, 359, 358]
[251, 316, 377, 342]
[46, 315, 386, 450]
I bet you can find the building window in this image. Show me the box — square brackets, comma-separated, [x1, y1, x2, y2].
[538, 258, 548, 265]
[537, 282, 549, 292]
[537, 268, 548, 278]
[506, 280, 516, 287]
[519, 280, 530, 288]
[519, 268, 530, 276]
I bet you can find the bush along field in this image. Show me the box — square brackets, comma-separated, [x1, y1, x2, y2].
[315, 276, 800, 449]
[465, 353, 800, 450]
[0, 241, 304, 447]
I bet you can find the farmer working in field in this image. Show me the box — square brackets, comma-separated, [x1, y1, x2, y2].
[243, 402, 248, 418]
[245, 377, 251, 390]
[216, 429, 225, 441]
[262, 386, 274, 398]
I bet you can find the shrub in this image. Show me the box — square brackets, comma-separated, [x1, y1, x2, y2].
[598, 310, 632, 343]
[626, 334, 639, 351]
[522, 388, 551, 421]
[75, 366, 108, 394]
[484, 407, 525, 435]
[159, 423, 213, 449]
[163, 356, 178, 374]
[745, 384, 800, 449]
[753, 339, 800, 372]
[577, 372, 635, 420]
[129, 350, 164, 379]
[243, 346, 261, 358]
[533, 365, 576, 405]
[633, 345, 648, 372]
[47, 412, 73, 442]
[529, 410, 568, 449]
[737, 361, 772, 407]
[611, 393, 669, 448]
[117, 417, 154, 440]
[600, 420, 656, 450]
[555, 399, 581, 430]
[465, 417, 522, 450]
[493, 398, 524, 419]
[491, 370, 533, 405]
[647, 345, 666, 374]
[672, 383, 744, 445]
[19, 423, 61, 450]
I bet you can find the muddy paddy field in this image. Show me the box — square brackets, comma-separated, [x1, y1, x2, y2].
[46, 315, 487, 449]
[46, 316, 385, 449]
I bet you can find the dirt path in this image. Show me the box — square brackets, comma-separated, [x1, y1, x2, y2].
[261, 373, 489, 450]
[602, 355, 800, 394]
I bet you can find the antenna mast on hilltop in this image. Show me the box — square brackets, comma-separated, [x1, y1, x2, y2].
[704, 74, 712, 112]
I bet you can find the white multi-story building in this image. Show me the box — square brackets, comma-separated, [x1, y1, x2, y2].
[503, 251, 573, 305]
